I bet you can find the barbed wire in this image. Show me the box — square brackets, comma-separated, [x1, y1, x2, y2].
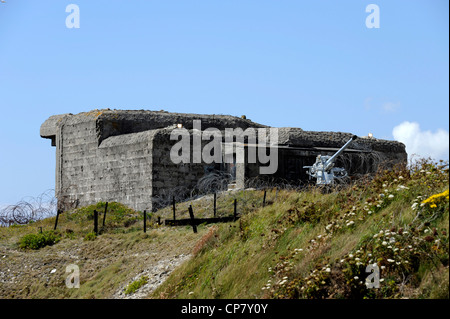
[0, 189, 57, 226]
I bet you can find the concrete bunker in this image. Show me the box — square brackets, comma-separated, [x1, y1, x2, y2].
[40, 109, 407, 212]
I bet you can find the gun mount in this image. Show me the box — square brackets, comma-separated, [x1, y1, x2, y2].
[304, 135, 358, 185]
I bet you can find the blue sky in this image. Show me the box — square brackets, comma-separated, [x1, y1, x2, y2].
[0, 0, 448, 205]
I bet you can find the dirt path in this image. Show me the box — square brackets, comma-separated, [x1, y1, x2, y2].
[0, 226, 203, 298]
[112, 253, 191, 299]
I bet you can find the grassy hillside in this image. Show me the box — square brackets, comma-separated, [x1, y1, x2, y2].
[153, 159, 449, 299]
[0, 202, 206, 298]
[0, 159, 448, 299]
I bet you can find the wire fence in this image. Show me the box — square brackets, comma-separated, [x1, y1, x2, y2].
[0, 189, 57, 226]
[1, 153, 403, 227]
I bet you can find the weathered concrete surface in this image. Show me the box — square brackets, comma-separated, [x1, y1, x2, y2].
[40, 110, 267, 212]
[276, 127, 406, 163]
[40, 109, 407, 212]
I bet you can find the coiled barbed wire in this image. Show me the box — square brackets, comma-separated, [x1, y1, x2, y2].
[0, 189, 57, 226]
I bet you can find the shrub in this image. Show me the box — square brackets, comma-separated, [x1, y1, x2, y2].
[19, 231, 61, 250]
[124, 276, 149, 295]
[84, 232, 97, 241]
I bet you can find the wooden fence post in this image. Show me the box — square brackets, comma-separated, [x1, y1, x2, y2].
[102, 202, 108, 227]
[39, 227, 43, 234]
[54, 209, 61, 230]
[93, 210, 98, 235]
[144, 210, 147, 233]
[263, 189, 267, 207]
[188, 205, 197, 233]
[172, 196, 176, 220]
[214, 193, 217, 218]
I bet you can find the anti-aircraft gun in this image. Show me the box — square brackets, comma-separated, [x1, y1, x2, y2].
[304, 135, 358, 185]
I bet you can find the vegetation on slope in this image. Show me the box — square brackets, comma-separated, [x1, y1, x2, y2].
[153, 159, 449, 299]
[0, 158, 448, 299]
[0, 202, 206, 299]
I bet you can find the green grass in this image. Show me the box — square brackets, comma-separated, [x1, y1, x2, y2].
[124, 276, 149, 295]
[18, 230, 61, 250]
[1, 158, 448, 299]
[153, 159, 449, 299]
[0, 201, 206, 299]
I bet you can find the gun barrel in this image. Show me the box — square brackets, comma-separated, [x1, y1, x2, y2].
[325, 135, 357, 170]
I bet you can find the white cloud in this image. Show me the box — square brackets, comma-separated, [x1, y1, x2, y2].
[364, 97, 400, 113]
[392, 121, 449, 160]
[382, 102, 400, 113]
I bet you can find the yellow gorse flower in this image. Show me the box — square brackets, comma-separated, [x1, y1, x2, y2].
[421, 189, 449, 208]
